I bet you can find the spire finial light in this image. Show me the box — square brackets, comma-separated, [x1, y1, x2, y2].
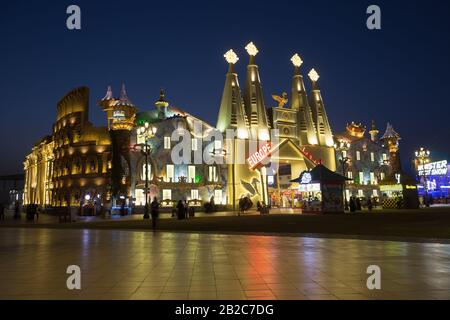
[224, 49, 239, 64]
[291, 53, 303, 67]
[308, 68, 320, 82]
[245, 42, 259, 56]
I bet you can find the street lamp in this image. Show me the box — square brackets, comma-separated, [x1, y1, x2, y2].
[335, 140, 351, 211]
[415, 147, 430, 207]
[135, 122, 157, 219]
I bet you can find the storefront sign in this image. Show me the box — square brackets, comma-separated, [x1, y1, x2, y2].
[418, 160, 448, 176]
[301, 172, 312, 184]
[298, 183, 321, 192]
[247, 142, 272, 170]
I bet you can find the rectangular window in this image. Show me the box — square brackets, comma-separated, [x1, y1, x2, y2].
[358, 190, 364, 197]
[191, 138, 198, 151]
[164, 136, 171, 149]
[166, 164, 174, 182]
[382, 153, 387, 161]
[214, 189, 223, 205]
[267, 175, 274, 185]
[380, 172, 385, 181]
[347, 171, 353, 179]
[345, 189, 351, 200]
[135, 189, 145, 206]
[137, 133, 145, 144]
[141, 163, 151, 180]
[188, 165, 196, 183]
[373, 189, 379, 197]
[370, 152, 375, 162]
[356, 151, 361, 161]
[370, 172, 376, 185]
[359, 171, 364, 185]
[342, 150, 347, 158]
[209, 166, 217, 182]
[162, 189, 172, 200]
[191, 189, 199, 200]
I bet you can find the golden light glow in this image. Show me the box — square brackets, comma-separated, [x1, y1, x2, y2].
[290, 53, 303, 67]
[245, 42, 259, 56]
[308, 68, 320, 82]
[224, 49, 239, 64]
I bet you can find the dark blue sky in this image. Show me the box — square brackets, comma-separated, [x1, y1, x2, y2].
[1, 0, 449, 175]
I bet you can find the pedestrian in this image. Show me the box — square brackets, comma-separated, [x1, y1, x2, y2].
[0, 203, 5, 221]
[35, 205, 39, 221]
[367, 198, 373, 211]
[356, 197, 362, 211]
[14, 202, 20, 220]
[150, 197, 160, 231]
[120, 202, 126, 216]
[183, 200, 189, 219]
[349, 196, 356, 213]
[176, 200, 184, 220]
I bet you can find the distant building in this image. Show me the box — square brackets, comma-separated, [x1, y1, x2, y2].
[0, 174, 24, 208]
[334, 121, 390, 200]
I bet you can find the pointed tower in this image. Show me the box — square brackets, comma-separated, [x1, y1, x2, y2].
[380, 122, 402, 174]
[98, 86, 117, 130]
[155, 88, 169, 120]
[308, 69, 334, 147]
[216, 49, 249, 139]
[243, 42, 270, 141]
[369, 119, 379, 142]
[289, 54, 318, 145]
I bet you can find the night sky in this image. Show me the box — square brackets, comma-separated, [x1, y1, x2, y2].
[1, 0, 449, 175]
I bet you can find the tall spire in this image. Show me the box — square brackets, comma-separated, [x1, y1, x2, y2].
[102, 85, 114, 101]
[289, 54, 318, 145]
[308, 69, 334, 147]
[216, 49, 249, 139]
[115, 83, 134, 107]
[243, 42, 270, 141]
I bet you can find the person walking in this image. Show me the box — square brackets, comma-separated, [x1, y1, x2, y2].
[349, 196, 356, 213]
[0, 203, 5, 221]
[367, 198, 373, 211]
[356, 197, 362, 211]
[176, 200, 184, 220]
[14, 202, 20, 220]
[150, 197, 160, 231]
[183, 200, 189, 219]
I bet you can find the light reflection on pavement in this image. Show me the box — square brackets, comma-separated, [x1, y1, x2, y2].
[0, 228, 449, 300]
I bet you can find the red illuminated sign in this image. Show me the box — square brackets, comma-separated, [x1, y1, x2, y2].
[247, 142, 272, 170]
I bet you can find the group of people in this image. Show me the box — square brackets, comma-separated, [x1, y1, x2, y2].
[0, 202, 29, 221]
[175, 200, 194, 220]
[347, 196, 374, 212]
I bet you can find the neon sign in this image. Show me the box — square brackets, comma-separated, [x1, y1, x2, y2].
[247, 142, 272, 170]
[418, 160, 448, 176]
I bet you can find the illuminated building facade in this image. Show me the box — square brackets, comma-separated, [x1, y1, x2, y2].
[416, 159, 450, 199]
[334, 121, 390, 200]
[24, 87, 112, 213]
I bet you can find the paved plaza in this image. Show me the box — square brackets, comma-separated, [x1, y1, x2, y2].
[1, 228, 450, 300]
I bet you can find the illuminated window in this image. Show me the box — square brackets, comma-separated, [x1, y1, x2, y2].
[359, 172, 364, 185]
[192, 138, 198, 151]
[191, 189, 199, 200]
[141, 163, 151, 180]
[214, 189, 223, 204]
[382, 153, 387, 161]
[267, 176, 274, 185]
[342, 150, 347, 158]
[162, 189, 172, 200]
[356, 151, 361, 161]
[209, 166, 217, 182]
[135, 189, 145, 206]
[373, 189, 379, 197]
[370, 152, 375, 162]
[380, 172, 385, 181]
[347, 171, 353, 179]
[345, 189, 351, 200]
[188, 165, 196, 183]
[358, 190, 364, 197]
[164, 136, 171, 149]
[166, 164, 174, 182]
[137, 133, 145, 144]
[370, 172, 376, 185]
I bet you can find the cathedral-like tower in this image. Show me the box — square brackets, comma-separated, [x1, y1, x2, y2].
[380, 122, 401, 175]
[308, 69, 334, 147]
[289, 54, 318, 145]
[216, 49, 249, 139]
[243, 42, 270, 141]
[99, 84, 137, 200]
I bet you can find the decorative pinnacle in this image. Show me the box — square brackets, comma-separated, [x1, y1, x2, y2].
[102, 85, 114, 100]
[290, 53, 303, 68]
[224, 49, 239, 64]
[245, 42, 259, 56]
[308, 68, 320, 82]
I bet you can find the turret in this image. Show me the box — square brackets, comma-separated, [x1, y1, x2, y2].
[369, 119, 379, 142]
